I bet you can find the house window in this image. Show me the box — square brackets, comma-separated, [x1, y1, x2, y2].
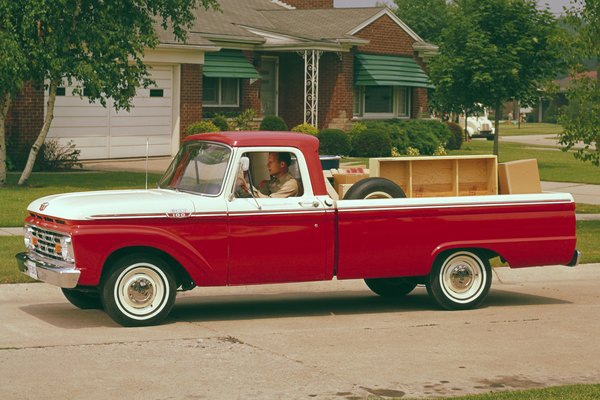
[394, 87, 411, 118]
[150, 89, 164, 98]
[203, 77, 239, 107]
[365, 86, 393, 114]
[353, 86, 411, 119]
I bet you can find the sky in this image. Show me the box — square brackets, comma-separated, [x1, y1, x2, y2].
[333, 0, 569, 16]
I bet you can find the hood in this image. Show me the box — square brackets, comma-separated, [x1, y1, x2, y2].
[28, 189, 198, 221]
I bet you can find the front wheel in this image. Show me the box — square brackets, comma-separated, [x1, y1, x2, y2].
[364, 277, 418, 297]
[101, 254, 176, 327]
[426, 251, 491, 310]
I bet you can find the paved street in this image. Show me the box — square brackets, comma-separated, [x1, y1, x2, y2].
[500, 133, 571, 148]
[1, 265, 599, 399]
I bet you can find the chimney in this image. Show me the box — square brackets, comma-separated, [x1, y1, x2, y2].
[281, 0, 334, 9]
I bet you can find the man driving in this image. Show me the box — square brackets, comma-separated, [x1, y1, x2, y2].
[238, 152, 299, 198]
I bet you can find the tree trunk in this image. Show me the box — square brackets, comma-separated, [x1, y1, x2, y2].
[464, 110, 469, 142]
[493, 102, 501, 157]
[0, 93, 12, 187]
[18, 80, 58, 186]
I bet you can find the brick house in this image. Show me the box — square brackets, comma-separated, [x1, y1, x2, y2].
[7, 0, 436, 160]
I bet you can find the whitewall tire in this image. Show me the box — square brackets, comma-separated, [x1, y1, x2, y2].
[102, 255, 176, 327]
[427, 251, 491, 310]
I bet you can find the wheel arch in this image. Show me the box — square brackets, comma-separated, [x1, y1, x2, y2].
[101, 246, 195, 290]
[431, 246, 499, 271]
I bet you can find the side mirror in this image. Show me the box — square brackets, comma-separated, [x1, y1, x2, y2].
[240, 156, 250, 172]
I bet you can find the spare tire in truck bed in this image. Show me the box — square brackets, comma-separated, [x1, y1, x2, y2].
[343, 177, 406, 200]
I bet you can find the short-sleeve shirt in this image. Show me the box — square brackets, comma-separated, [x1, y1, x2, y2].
[256, 173, 299, 198]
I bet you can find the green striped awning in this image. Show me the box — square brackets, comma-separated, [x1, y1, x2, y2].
[355, 53, 433, 88]
[203, 50, 260, 79]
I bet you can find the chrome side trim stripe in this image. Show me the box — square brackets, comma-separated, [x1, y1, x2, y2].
[88, 212, 228, 220]
[88, 210, 325, 219]
[228, 210, 325, 217]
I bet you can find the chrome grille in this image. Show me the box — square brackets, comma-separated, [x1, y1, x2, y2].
[480, 123, 491, 131]
[30, 226, 66, 262]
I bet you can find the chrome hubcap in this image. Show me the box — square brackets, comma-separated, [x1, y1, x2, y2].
[127, 277, 155, 307]
[115, 264, 169, 320]
[440, 252, 485, 303]
[449, 264, 474, 292]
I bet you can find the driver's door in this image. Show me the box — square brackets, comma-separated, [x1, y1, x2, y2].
[226, 149, 329, 285]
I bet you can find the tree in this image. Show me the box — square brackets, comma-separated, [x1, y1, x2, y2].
[8, 0, 219, 186]
[558, 0, 600, 166]
[0, 1, 27, 186]
[428, 0, 565, 157]
[392, 0, 450, 44]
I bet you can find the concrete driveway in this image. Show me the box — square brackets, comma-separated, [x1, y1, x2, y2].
[1, 265, 599, 399]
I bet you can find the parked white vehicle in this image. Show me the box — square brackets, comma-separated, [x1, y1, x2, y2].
[459, 109, 495, 140]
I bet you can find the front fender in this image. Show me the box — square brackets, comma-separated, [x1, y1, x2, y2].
[72, 221, 228, 287]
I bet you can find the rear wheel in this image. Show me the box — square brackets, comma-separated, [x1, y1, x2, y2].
[364, 277, 418, 297]
[61, 288, 102, 310]
[343, 178, 406, 200]
[426, 251, 491, 310]
[101, 254, 176, 327]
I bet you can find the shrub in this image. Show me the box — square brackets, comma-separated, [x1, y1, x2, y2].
[212, 114, 231, 132]
[349, 121, 367, 136]
[445, 122, 464, 150]
[317, 129, 352, 156]
[234, 108, 257, 130]
[406, 147, 420, 156]
[363, 119, 451, 156]
[351, 128, 392, 157]
[38, 139, 83, 171]
[259, 115, 288, 131]
[433, 144, 447, 156]
[186, 120, 219, 136]
[406, 129, 440, 155]
[291, 122, 318, 136]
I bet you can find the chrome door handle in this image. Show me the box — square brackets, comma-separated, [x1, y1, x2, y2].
[299, 200, 320, 208]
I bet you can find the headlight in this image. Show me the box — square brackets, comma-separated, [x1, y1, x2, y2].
[23, 226, 34, 249]
[59, 237, 74, 262]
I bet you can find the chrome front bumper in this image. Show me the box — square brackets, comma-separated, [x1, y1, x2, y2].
[16, 252, 80, 288]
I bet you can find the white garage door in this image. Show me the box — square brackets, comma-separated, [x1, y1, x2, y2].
[47, 65, 175, 160]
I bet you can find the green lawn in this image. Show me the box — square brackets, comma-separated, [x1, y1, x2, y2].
[414, 384, 600, 400]
[577, 204, 600, 214]
[0, 236, 35, 284]
[576, 221, 600, 263]
[0, 171, 162, 227]
[498, 122, 563, 136]
[449, 141, 600, 185]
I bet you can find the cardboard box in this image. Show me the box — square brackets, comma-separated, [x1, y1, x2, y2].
[498, 159, 541, 194]
[337, 183, 354, 199]
[332, 173, 369, 193]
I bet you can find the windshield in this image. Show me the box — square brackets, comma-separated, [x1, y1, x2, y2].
[158, 141, 232, 195]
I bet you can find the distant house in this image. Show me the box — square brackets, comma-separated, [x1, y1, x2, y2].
[7, 0, 437, 160]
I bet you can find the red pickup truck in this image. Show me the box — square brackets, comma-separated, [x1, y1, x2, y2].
[17, 132, 579, 326]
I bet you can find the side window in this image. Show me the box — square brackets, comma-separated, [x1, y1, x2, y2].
[234, 151, 305, 199]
